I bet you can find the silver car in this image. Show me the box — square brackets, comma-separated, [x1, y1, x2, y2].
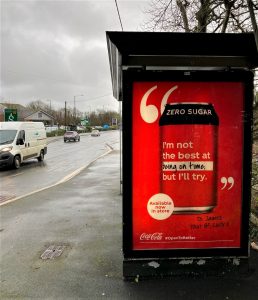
[91, 130, 100, 137]
[64, 131, 80, 142]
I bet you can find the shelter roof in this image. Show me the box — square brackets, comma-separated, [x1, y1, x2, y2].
[106, 32, 258, 101]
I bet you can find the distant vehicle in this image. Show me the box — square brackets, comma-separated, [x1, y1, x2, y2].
[64, 131, 80, 142]
[0, 121, 47, 169]
[94, 126, 102, 130]
[91, 130, 100, 137]
[45, 125, 58, 133]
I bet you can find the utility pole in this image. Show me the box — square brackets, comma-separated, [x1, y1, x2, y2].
[73, 94, 84, 125]
[73, 96, 76, 119]
[65, 101, 67, 131]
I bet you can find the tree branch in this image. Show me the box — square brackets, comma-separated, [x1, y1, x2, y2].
[176, 0, 190, 32]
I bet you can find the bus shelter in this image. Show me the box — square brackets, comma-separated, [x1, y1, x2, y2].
[106, 32, 258, 279]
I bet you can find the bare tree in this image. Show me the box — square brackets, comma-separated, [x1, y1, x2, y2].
[26, 100, 49, 112]
[143, 0, 258, 33]
[25, 100, 120, 127]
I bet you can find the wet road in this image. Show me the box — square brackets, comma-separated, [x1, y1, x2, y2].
[0, 130, 119, 204]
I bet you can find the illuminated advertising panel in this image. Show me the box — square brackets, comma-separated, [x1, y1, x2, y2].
[123, 71, 253, 258]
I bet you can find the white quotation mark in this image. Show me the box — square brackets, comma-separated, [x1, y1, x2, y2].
[140, 86, 158, 123]
[140, 85, 178, 123]
[221, 177, 234, 190]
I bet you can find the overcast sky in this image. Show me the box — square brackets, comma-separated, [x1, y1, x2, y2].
[1, 0, 151, 113]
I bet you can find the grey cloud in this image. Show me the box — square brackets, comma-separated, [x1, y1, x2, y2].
[1, 0, 150, 111]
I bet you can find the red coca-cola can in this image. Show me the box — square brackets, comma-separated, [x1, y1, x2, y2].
[159, 102, 219, 213]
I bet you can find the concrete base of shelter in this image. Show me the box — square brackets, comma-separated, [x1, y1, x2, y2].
[123, 257, 251, 281]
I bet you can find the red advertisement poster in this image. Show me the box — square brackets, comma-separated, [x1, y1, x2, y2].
[132, 81, 244, 250]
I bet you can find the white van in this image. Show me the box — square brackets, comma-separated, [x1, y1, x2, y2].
[0, 122, 47, 169]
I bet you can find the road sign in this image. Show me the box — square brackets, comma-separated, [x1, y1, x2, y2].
[5, 109, 18, 121]
[112, 118, 117, 126]
[81, 119, 89, 126]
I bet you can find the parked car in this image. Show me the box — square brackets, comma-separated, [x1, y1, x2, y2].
[91, 130, 100, 137]
[64, 131, 80, 142]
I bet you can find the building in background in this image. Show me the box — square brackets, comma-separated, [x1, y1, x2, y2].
[0, 103, 55, 126]
[24, 110, 55, 126]
[0, 103, 31, 122]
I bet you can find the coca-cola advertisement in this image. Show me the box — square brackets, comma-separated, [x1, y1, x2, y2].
[128, 76, 251, 252]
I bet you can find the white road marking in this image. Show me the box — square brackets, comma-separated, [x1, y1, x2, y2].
[9, 172, 25, 177]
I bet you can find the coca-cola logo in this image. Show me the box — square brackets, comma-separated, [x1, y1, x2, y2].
[140, 232, 163, 241]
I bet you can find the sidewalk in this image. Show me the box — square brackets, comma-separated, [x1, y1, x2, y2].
[1, 148, 258, 299]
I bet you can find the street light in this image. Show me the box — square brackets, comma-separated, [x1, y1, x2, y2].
[73, 94, 84, 119]
[47, 99, 52, 111]
[46, 99, 52, 126]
